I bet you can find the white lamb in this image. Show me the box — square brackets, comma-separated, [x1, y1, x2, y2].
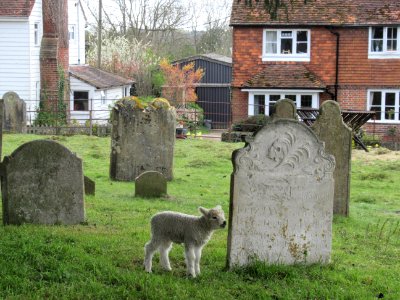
[144, 205, 226, 277]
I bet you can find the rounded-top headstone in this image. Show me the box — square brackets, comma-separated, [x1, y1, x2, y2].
[135, 171, 167, 198]
[2, 91, 27, 133]
[1, 140, 85, 225]
[273, 99, 297, 120]
[312, 100, 352, 216]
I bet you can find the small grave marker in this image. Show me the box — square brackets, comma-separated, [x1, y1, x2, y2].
[135, 171, 167, 198]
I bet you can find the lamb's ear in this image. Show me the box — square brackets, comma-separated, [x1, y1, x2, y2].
[199, 207, 209, 216]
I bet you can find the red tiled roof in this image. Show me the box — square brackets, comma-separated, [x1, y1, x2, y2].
[69, 65, 135, 89]
[243, 65, 326, 89]
[0, 0, 36, 17]
[231, 0, 400, 26]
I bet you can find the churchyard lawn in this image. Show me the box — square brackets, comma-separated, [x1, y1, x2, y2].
[0, 134, 399, 299]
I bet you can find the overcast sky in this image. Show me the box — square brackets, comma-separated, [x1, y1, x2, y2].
[82, 0, 232, 30]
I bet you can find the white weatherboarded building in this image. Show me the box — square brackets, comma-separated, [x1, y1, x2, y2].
[0, 0, 43, 120]
[0, 0, 134, 124]
[69, 65, 134, 124]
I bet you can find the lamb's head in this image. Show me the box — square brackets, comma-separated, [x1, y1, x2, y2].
[199, 205, 226, 229]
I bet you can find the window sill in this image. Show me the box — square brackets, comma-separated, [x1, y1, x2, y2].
[368, 53, 400, 59]
[262, 56, 310, 62]
[367, 120, 400, 124]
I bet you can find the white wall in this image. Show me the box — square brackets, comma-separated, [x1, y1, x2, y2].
[70, 76, 130, 124]
[0, 0, 42, 124]
[28, 0, 43, 122]
[68, 0, 86, 65]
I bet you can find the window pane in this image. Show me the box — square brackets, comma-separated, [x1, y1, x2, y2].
[372, 40, 383, 52]
[297, 42, 307, 54]
[370, 92, 381, 120]
[371, 92, 382, 106]
[297, 31, 307, 42]
[370, 106, 381, 120]
[270, 95, 281, 102]
[387, 40, 397, 51]
[266, 42, 277, 54]
[372, 27, 383, 39]
[385, 93, 395, 106]
[281, 39, 292, 54]
[300, 95, 312, 107]
[74, 91, 89, 111]
[385, 107, 395, 120]
[387, 27, 397, 39]
[266, 31, 277, 42]
[281, 31, 292, 38]
[254, 95, 265, 115]
[285, 95, 296, 101]
[265, 31, 277, 54]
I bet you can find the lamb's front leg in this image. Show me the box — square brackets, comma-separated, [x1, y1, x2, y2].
[194, 246, 203, 276]
[184, 244, 196, 277]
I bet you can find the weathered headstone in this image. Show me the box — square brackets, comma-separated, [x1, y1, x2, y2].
[110, 98, 176, 181]
[1, 140, 85, 225]
[0, 100, 3, 158]
[84, 176, 96, 196]
[312, 100, 352, 216]
[273, 98, 297, 120]
[227, 102, 335, 267]
[2, 91, 27, 133]
[135, 171, 167, 198]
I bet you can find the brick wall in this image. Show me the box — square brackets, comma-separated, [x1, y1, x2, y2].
[231, 26, 400, 137]
[40, 0, 69, 107]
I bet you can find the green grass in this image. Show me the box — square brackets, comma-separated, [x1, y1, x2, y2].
[0, 134, 399, 299]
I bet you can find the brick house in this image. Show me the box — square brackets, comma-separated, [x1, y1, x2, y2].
[230, 0, 400, 139]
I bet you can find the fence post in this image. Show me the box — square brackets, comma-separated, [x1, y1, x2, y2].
[89, 98, 93, 136]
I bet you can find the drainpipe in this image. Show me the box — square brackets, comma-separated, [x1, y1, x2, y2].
[327, 28, 340, 101]
[76, 1, 81, 65]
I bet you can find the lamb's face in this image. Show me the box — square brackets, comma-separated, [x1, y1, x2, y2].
[200, 205, 226, 229]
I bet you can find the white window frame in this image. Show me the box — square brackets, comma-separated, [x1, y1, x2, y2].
[34, 22, 39, 46]
[262, 29, 311, 62]
[368, 27, 400, 59]
[243, 89, 321, 116]
[69, 24, 76, 41]
[367, 89, 400, 123]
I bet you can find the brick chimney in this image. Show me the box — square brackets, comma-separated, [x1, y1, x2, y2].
[40, 0, 69, 109]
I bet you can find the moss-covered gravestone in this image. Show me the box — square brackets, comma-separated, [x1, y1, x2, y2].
[135, 171, 167, 198]
[110, 98, 176, 181]
[1, 140, 85, 225]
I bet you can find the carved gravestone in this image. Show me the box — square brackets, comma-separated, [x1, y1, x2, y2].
[1, 140, 85, 225]
[84, 176, 96, 196]
[227, 103, 335, 267]
[2, 91, 27, 133]
[135, 171, 167, 198]
[110, 98, 176, 181]
[312, 100, 352, 216]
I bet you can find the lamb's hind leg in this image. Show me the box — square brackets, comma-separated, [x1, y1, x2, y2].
[144, 239, 159, 273]
[159, 241, 173, 271]
[184, 244, 196, 277]
[194, 246, 203, 276]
